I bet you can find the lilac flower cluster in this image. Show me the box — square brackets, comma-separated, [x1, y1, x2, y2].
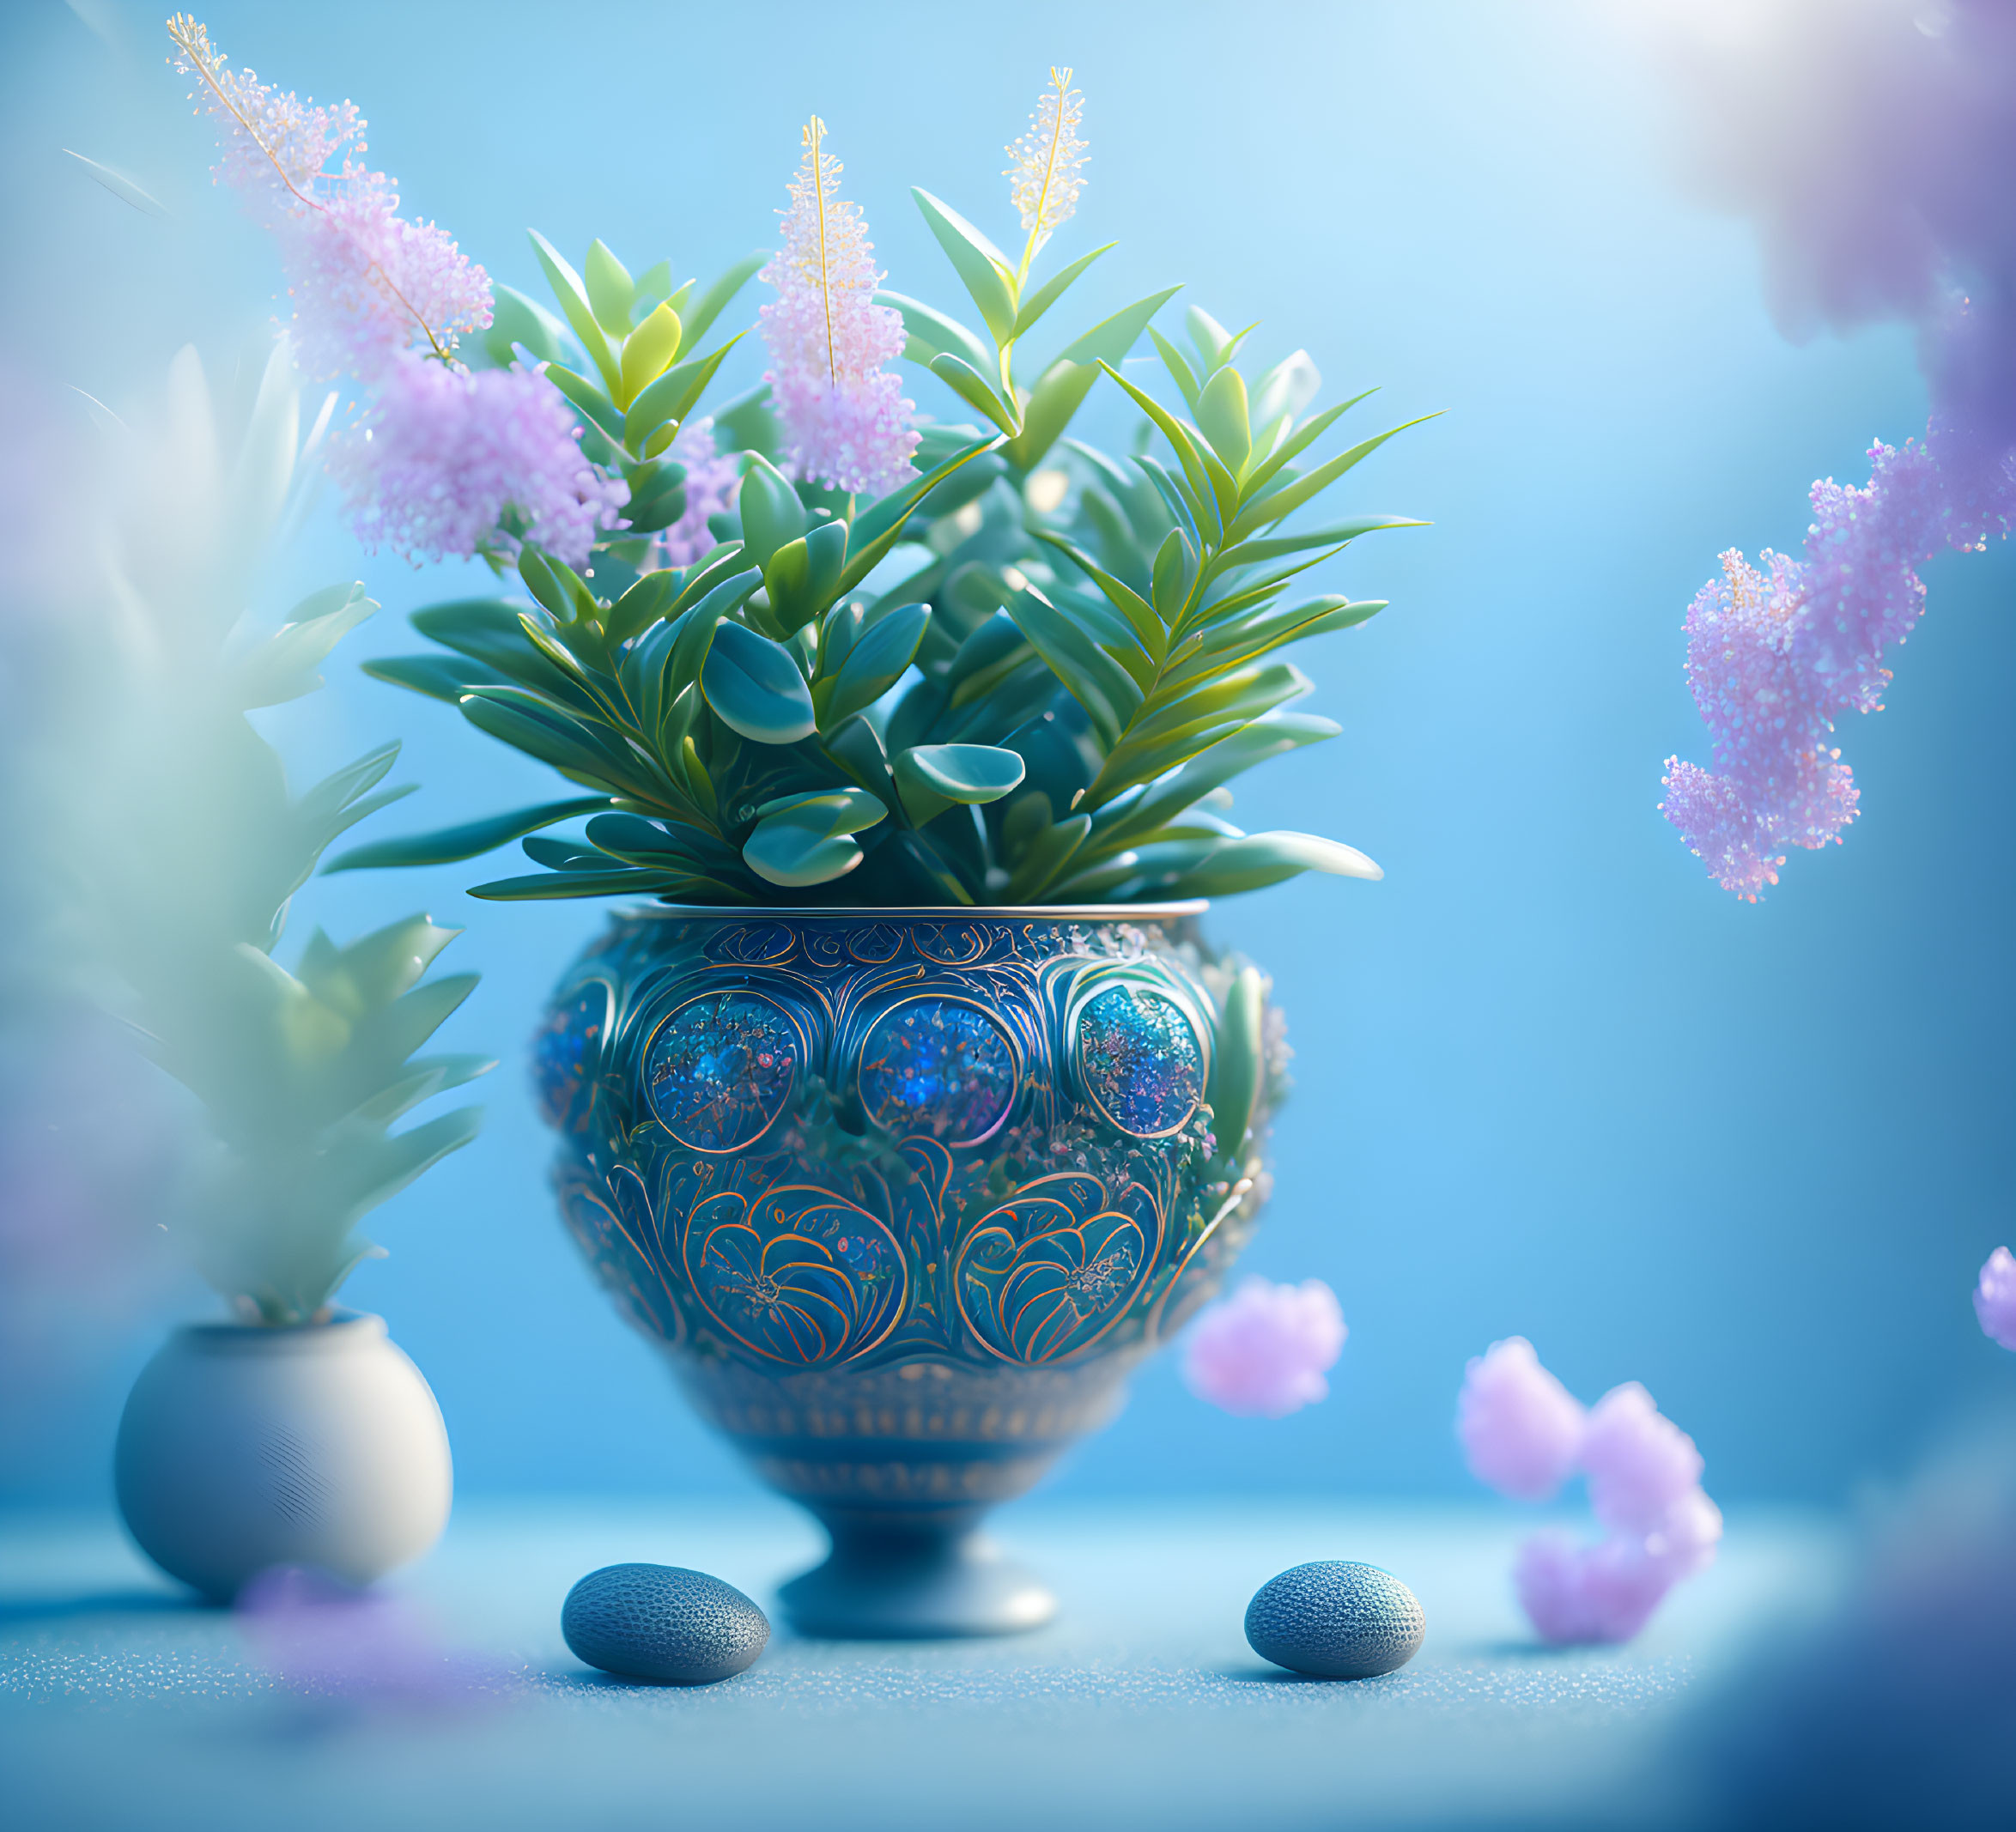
[1661, 432, 2015, 898]
[170, 16, 624, 566]
[1458, 1337, 1721, 1644]
[236, 1564, 501, 1703]
[1181, 1275, 1346, 1417]
[652, 417, 743, 569]
[758, 118, 919, 497]
[1975, 1246, 2016, 1350]
[333, 360, 628, 567]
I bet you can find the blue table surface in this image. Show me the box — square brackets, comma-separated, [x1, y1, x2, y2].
[0, 1499, 1843, 1832]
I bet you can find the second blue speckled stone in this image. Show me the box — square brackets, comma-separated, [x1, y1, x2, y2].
[1245, 1560, 1425, 1679]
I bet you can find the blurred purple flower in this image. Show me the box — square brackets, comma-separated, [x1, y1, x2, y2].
[332, 355, 627, 566]
[1515, 1528, 1678, 1647]
[1581, 1380, 1706, 1537]
[758, 118, 919, 497]
[1975, 1247, 2016, 1350]
[1181, 1275, 1345, 1418]
[1460, 1338, 1721, 1644]
[1665, 0, 2016, 456]
[1456, 1335, 1586, 1502]
[236, 1565, 502, 1702]
[653, 416, 742, 569]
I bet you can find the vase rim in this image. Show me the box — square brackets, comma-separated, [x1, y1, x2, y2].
[173, 1307, 386, 1350]
[614, 901, 1209, 921]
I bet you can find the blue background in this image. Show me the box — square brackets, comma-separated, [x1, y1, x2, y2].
[5, 0, 2010, 1508]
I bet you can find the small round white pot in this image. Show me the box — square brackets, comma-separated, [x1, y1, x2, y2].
[114, 1311, 452, 1601]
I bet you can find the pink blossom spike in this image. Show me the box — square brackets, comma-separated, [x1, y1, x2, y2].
[1181, 1276, 1345, 1418]
[332, 355, 627, 566]
[168, 15, 490, 381]
[1580, 1381, 1706, 1538]
[1975, 1247, 2016, 1350]
[757, 117, 920, 498]
[1456, 1337, 1587, 1502]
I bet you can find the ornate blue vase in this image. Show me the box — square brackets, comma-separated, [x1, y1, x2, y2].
[537, 904, 1275, 1636]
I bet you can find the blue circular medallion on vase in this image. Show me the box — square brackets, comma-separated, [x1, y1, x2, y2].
[1073, 985, 1205, 1137]
[859, 998, 1017, 1145]
[646, 991, 799, 1153]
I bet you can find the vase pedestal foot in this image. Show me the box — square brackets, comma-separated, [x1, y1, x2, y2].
[778, 1514, 1056, 1639]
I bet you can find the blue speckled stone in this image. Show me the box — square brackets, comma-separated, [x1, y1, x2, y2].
[562, 1563, 770, 1684]
[1245, 1561, 1425, 1679]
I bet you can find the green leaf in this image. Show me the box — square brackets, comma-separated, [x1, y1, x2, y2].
[1054, 286, 1184, 369]
[679, 252, 766, 351]
[296, 915, 463, 1013]
[458, 689, 659, 796]
[668, 564, 762, 686]
[467, 867, 690, 901]
[877, 290, 995, 378]
[624, 333, 746, 451]
[363, 654, 492, 704]
[618, 300, 683, 407]
[1227, 416, 1440, 543]
[822, 599, 929, 728]
[910, 187, 1017, 344]
[1195, 364, 1252, 473]
[1169, 830, 1382, 896]
[928, 351, 1020, 434]
[1031, 531, 1163, 658]
[1211, 514, 1427, 577]
[1003, 586, 1142, 747]
[765, 517, 848, 634]
[892, 743, 1026, 826]
[529, 230, 618, 394]
[1004, 810, 1091, 902]
[1148, 327, 1202, 412]
[738, 452, 808, 568]
[234, 582, 377, 709]
[583, 813, 740, 874]
[741, 786, 888, 887]
[1251, 350, 1321, 431]
[943, 609, 1035, 709]
[483, 283, 567, 370]
[604, 567, 681, 648]
[584, 239, 635, 336]
[836, 434, 1001, 595]
[632, 259, 674, 314]
[1011, 243, 1115, 341]
[1241, 388, 1380, 499]
[542, 362, 625, 447]
[701, 621, 816, 744]
[323, 796, 614, 871]
[1209, 964, 1266, 1152]
[1187, 306, 1236, 370]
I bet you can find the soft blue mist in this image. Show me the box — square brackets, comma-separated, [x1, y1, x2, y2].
[4, 0, 2010, 1507]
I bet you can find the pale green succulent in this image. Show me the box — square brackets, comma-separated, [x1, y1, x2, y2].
[88, 341, 488, 1324]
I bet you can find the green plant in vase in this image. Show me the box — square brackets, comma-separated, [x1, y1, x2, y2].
[82, 329, 486, 1598]
[167, 22, 1431, 1632]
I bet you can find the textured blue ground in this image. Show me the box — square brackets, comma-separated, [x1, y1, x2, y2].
[0, 1501, 1840, 1831]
